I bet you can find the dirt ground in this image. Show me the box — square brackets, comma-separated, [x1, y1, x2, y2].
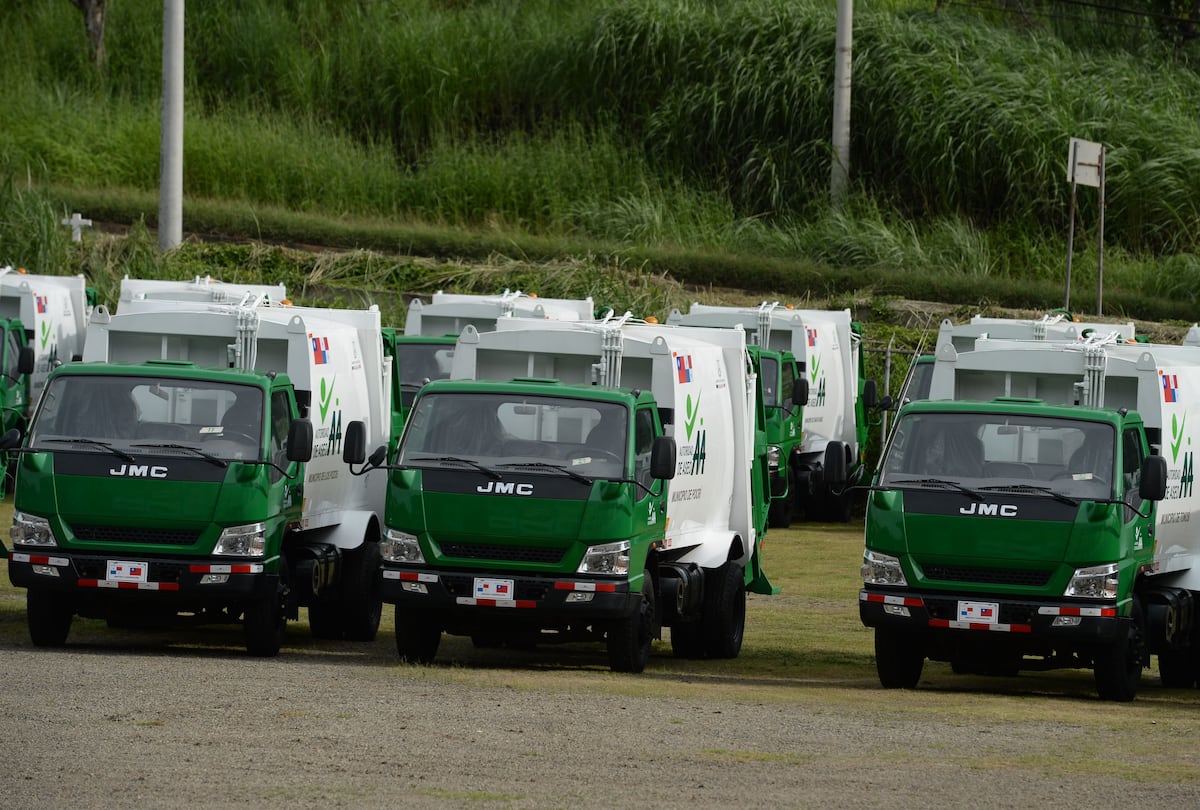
[2, 626, 1198, 809]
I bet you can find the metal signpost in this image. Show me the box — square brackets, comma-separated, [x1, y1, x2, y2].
[1064, 137, 1105, 315]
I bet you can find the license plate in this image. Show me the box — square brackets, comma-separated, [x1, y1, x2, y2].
[958, 600, 999, 624]
[474, 577, 514, 600]
[107, 560, 149, 583]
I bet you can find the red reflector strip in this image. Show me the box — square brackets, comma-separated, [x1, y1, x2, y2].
[78, 579, 180, 591]
[188, 564, 264, 574]
[554, 581, 618, 593]
[1038, 606, 1117, 618]
[930, 618, 1031, 633]
[859, 591, 924, 608]
[10, 552, 70, 567]
[455, 597, 536, 609]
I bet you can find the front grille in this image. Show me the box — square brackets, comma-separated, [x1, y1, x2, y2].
[925, 597, 1040, 625]
[441, 574, 551, 602]
[439, 542, 564, 565]
[72, 525, 201, 547]
[922, 564, 1052, 587]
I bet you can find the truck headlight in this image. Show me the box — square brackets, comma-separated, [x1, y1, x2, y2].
[1064, 562, 1119, 599]
[382, 528, 424, 564]
[11, 512, 55, 547]
[861, 549, 907, 586]
[214, 522, 266, 557]
[577, 540, 630, 576]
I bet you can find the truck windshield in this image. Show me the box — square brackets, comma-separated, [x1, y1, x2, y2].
[400, 392, 629, 477]
[28, 375, 264, 460]
[879, 412, 1116, 499]
[397, 343, 453, 389]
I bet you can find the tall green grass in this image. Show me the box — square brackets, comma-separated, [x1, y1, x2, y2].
[2, 0, 1198, 288]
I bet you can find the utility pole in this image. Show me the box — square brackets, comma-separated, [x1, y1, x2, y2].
[830, 0, 853, 210]
[159, 0, 184, 251]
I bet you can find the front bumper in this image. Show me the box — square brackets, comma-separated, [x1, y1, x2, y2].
[381, 565, 640, 629]
[8, 549, 276, 603]
[859, 587, 1126, 646]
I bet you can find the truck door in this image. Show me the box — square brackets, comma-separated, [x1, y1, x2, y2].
[1121, 427, 1152, 549]
[634, 405, 668, 534]
[270, 388, 304, 517]
[1, 325, 27, 431]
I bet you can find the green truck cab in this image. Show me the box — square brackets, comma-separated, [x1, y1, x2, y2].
[345, 318, 774, 672]
[4, 361, 314, 654]
[746, 344, 807, 527]
[381, 328, 456, 445]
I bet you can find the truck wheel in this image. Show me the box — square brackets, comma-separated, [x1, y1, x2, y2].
[27, 589, 73, 647]
[395, 605, 440, 664]
[768, 472, 794, 529]
[1158, 649, 1199, 689]
[340, 539, 383, 642]
[607, 574, 655, 673]
[702, 561, 746, 659]
[874, 629, 924, 688]
[1094, 600, 1145, 702]
[244, 560, 289, 657]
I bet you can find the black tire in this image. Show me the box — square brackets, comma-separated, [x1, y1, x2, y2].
[767, 472, 794, 529]
[702, 561, 746, 659]
[395, 605, 440, 664]
[244, 559, 288, 657]
[27, 588, 73, 647]
[875, 629, 924, 689]
[340, 539, 383, 642]
[1094, 600, 1145, 702]
[1158, 649, 1200, 689]
[607, 573, 656, 673]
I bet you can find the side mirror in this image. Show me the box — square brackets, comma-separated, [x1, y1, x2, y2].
[862, 379, 879, 410]
[823, 440, 849, 486]
[17, 346, 34, 375]
[367, 445, 388, 469]
[342, 420, 367, 465]
[793, 379, 809, 411]
[650, 435, 676, 480]
[879, 395, 895, 411]
[1140, 455, 1167, 501]
[286, 419, 313, 462]
[0, 427, 22, 450]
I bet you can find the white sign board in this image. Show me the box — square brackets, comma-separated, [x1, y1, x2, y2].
[1067, 138, 1103, 188]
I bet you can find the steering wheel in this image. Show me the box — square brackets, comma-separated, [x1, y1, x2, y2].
[567, 448, 622, 465]
[220, 430, 258, 445]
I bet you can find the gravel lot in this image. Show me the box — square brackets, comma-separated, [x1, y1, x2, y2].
[3, 624, 1199, 809]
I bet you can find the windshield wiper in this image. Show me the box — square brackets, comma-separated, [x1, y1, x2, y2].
[43, 437, 135, 462]
[978, 483, 1078, 506]
[497, 461, 593, 485]
[132, 442, 228, 468]
[889, 477, 983, 501]
[410, 455, 501, 480]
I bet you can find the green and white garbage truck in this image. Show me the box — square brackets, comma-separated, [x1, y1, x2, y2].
[669, 302, 876, 522]
[0, 266, 91, 407]
[3, 298, 393, 655]
[903, 312, 1138, 404]
[388, 290, 601, 435]
[117, 275, 287, 309]
[343, 315, 777, 672]
[857, 334, 1200, 700]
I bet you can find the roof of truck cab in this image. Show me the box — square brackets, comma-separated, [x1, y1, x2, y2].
[49, 360, 280, 387]
[416, 376, 648, 405]
[897, 397, 1134, 425]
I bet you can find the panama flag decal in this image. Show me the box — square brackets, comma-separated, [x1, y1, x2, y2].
[35, 294, 47, 314]
[311, 334, 330, 365]
[806, 327, 818, 347]
[1161, 369, 1179, 403]
[675, 353, 693, 384]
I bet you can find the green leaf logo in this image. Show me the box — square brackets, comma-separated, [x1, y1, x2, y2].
[810, 352, 821, 382]
[1172, 411, 1186, 463]
[40, 322, 50, 350]
[319, 376, 336, 423]
[685, 391, 701, 441]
